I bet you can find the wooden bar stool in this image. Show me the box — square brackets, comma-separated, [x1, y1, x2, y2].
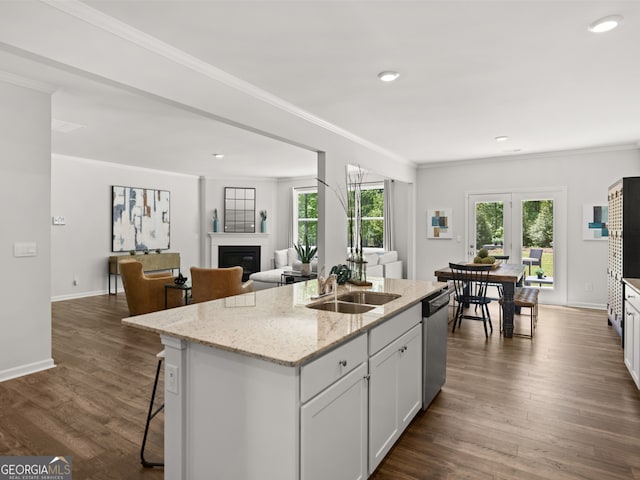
[500, 287, 539, 338]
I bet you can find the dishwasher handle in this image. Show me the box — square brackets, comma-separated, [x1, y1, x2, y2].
[422, 289, 451, 317]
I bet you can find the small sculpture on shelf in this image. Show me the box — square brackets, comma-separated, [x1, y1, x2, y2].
[174, 272, 188, 285]
[212, 209, 220, 233]
[259, 210, 267, 233]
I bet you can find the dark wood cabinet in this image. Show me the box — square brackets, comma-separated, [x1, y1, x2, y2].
[607, 177, 640, 340]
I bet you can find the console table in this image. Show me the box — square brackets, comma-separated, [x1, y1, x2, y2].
[108, 252, 180, 294]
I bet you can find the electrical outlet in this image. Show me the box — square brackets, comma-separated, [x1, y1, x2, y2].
[52, 216, 66, 225]
[166, 364, 179, 394]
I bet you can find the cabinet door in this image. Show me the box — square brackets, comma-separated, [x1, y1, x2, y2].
[625, 300, 640, 388]
[301, 362, 368, 480]
[635, 311, 640, 387]
[369, 324, 423, 473]
[397, 324, 423, 429]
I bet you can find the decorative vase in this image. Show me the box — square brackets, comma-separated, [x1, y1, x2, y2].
[300, 262, 311, 276]
[213, 219, 219, 232]
[347, 251, 370, 285]
[261, 219, 266, 233]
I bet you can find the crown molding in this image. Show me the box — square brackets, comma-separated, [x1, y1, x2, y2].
[0, 69, 55, 93]
[51, 153, 199, 178]
[417, 143, 640, 170]
[41, 0, 411, 166]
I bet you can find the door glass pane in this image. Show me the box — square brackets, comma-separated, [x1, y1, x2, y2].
[475, 201, 505, 257]
[521, 200, 554, 287]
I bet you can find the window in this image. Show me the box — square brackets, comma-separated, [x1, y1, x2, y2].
[360, 183, 384, 248]
[293, 182, 384, 248]
[294, 187, 318, 245]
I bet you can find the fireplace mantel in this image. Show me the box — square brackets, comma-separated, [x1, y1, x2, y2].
[208, 233, 270, 271]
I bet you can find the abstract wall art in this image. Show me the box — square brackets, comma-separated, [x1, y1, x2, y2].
[112, 185, 170, 252]
[427, 208, 452, 239]
[582, 204, 608, 241]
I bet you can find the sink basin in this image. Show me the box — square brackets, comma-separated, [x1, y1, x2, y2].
[307, 301, 375, 314]
[337, 291, 401, 305]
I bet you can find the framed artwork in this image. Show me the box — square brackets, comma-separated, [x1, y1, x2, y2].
[582, 204, 608, 240]
[112, 185, 170, 252]
[427, 208, 452, 239]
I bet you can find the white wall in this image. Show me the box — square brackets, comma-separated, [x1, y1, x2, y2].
[51, 155, 200, 299]
[415, 146, 640, 308]
[0, 80, 54, 381]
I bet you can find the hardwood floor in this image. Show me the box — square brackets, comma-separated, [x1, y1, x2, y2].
[1, 295, 639, 479]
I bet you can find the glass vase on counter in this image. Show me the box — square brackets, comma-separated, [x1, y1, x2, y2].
[347, 251, 371, 286]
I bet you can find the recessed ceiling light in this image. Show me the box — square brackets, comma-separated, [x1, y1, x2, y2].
[377, 71, 400, 82]
[495, 136, 509, 142]
[588, 15, 623, 33]
[211, 153, 225, 159]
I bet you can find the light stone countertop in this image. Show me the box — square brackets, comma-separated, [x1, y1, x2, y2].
[623, 278, 640, 295]
[123, 278, 446, 366]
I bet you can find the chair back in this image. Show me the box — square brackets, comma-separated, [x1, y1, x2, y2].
[190, 266, 250, 303]
[449, 262, 493, 304]
[119, 259, 177, 315]
[529, 248, 543, 266]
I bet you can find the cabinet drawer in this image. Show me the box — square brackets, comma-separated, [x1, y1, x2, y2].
[625, 286, 640, 313]
[301, 334, 367, 403]
[369, 303, 421, 355]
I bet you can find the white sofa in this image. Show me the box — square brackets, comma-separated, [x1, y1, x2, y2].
[250, 248, 319, 291]
[363, 250, 403, 279]
[250, 248, 403, 290]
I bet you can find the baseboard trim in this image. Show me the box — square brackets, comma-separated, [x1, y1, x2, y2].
[567, 302, 606, 310]
[52, 290, 109, 302]
[0, 359, 55, 383]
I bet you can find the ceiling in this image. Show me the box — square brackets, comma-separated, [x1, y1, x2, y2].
[2, 1, 640, 178]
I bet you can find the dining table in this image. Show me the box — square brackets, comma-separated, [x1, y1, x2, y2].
[434, 262, 527, 338]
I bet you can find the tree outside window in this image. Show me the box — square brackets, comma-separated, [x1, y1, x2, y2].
[295, 189, 318, 245]
[294, 183, 384, 249]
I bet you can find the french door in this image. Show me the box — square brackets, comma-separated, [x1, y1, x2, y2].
[467, 188, 567, 305]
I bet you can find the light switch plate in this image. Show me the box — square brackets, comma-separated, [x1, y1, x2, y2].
[14, 242, 37, 257]
[52, 216, 66, 225]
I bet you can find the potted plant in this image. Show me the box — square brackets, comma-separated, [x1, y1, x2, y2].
[259, 210, 267, 233]
[535, 267, 545, 279]
[294, 234, 317, 276]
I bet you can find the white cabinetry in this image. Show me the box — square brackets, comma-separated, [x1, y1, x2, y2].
[300, 334, 368, 480]
[301, 363, 368, 480]
[624, 287, 640, 388]
[368, 304, 423, 473]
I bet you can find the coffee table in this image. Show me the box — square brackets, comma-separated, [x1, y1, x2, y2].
[279, 271, 317, 286]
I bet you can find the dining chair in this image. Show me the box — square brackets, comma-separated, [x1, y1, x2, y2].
[449, 262, 494, 337]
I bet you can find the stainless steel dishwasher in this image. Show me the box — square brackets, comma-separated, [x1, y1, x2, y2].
[422, 287, 450, 409]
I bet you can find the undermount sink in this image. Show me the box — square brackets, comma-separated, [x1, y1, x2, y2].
[307, 301, 375, 314]
[337, 291, 401, 305]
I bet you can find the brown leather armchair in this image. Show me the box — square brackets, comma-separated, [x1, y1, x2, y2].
[190, 266, 254, 304]
[119, 259, 183, 316]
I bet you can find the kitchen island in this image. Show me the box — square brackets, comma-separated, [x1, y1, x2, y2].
[124, 277, 446, 480]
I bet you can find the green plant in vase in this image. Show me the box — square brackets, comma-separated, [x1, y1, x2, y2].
[294, 234, 317, 276]
[535, 267, 545, 279]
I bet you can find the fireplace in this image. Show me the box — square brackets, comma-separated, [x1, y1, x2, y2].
[218, 245, 261, 282]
